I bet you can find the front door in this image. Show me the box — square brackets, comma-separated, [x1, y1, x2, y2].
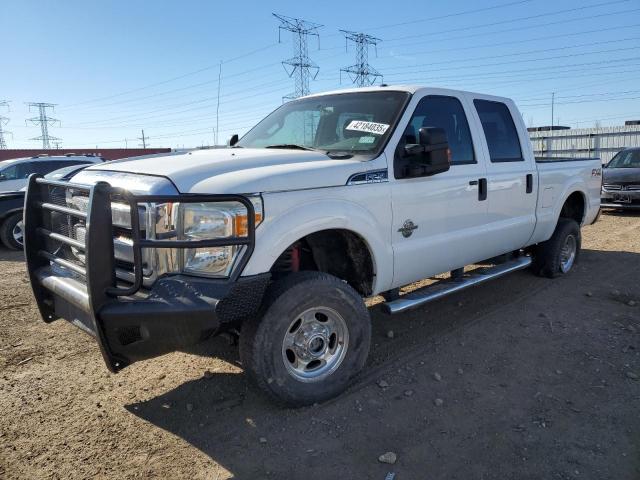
[390, 94, 493, 288]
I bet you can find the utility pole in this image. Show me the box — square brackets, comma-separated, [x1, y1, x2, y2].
[138, 129, 148, 149]
[273, 13, 322, 100]
[551, 92, 555, 129]
[340, 30, 383, 87]
[0, 101, 11, 150]
[26, 102, 61, 149]
[215, 60, 222, 145]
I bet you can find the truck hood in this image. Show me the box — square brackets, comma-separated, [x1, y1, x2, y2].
[85, 148, 381, 194]
[603, 167, 640, 184]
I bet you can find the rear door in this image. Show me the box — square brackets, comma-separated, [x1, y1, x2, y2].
[469, 97, 537, 255]
[390, 93, 494, 287]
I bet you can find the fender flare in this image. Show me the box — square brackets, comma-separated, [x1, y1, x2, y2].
[241, 198, 393, 294]
[554, 184, 588, 225]
[0, 208, 23, 224]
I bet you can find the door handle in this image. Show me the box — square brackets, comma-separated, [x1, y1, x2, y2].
[526, 173, 533, 194]
[478, 178, 487, 201]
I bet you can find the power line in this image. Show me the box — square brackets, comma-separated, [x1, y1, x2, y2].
[382, 37, 640, 73]
[63, 43, 282, 108]
[26, 102, 61, 149]
[387, 23, 640, 62]
[60, 60, 286, 112]
[383, 47, 640, 77]
[340, 30, 383, 87]
[274, 13, 323, 99]
[381, 0, 633, 45]
[70, 82, 289, 128]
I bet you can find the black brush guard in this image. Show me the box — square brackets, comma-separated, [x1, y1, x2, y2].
[23, 175, 269, 372]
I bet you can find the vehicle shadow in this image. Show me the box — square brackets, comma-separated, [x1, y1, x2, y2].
[125, 248, 640, 479]
[0, 246, 24, 263]
[601, 208, 640, 217]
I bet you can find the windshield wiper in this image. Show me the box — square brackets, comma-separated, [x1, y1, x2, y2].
[264, 144, 317, 151]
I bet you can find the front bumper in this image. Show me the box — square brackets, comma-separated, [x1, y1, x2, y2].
[24, 175, 268, 372]
[601, 189, 640, 210]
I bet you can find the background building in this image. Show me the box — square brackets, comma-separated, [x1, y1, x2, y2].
[0, 148, 171, 162]
[528, 121, 640, 163]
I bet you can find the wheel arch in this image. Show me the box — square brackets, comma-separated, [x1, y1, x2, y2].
[241, 199, 392, 295]
[558, 189, 586, 225]
[270, 228, 376, 296]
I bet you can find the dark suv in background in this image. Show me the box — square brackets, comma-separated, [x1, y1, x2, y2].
[601, 147, 640, 210]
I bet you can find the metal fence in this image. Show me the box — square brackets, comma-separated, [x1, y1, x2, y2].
[529, 126, 640, 164]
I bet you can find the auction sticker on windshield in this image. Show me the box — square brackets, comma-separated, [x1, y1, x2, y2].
[346, 120, 390, 135]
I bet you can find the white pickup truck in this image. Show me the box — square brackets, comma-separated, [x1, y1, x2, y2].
[24, 86, 601, 406]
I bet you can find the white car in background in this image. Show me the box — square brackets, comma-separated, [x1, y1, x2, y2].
[0, 154, 104, 193]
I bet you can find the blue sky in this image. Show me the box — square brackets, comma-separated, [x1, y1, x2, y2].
[2, 0, 640, 149]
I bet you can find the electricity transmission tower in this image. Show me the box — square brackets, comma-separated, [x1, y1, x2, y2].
[0, 101, 11, 150]
[26, 102, 61, 149]
[340, 30, 383, 87]
[273, 13, 322, 100]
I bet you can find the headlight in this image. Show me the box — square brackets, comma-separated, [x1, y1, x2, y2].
[180, 197, 262, 277]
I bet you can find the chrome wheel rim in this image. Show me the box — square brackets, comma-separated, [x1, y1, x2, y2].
[559, 234, 577, 273]
[281, 306, 349, 382]
[12, 220, 24, 246]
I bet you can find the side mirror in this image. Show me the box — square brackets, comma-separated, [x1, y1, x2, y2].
[229, 134, 239, 147]
[402, 127, 451, 177]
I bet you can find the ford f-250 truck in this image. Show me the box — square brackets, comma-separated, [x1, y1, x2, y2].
[23, 86, 601, 406]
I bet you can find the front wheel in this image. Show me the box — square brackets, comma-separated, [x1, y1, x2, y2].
[240, 271, 371, 407]
[531, 218, 581, 278]
[0, 213, 24, 250]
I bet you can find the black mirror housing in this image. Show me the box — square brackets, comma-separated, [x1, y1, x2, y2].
[400, 127, 451, 178]
[229, 134, 239, 147]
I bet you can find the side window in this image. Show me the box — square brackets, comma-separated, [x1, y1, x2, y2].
[0, 165, 19, 180]
[32, 161, 59, 175]
[400, 95, 475, 165]
[473, 100, 523, 162]
[15, 162, 35, 178]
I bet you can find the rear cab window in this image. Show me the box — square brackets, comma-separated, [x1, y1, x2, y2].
[473, 99, 523, 162]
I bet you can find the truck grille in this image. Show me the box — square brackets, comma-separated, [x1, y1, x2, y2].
[603, 183, 640, 191]
[47, 188, 149, 284]
[26, 178, 147, 297]
[25, 175, 257, 299]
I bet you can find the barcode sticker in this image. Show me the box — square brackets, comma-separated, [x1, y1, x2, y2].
[346, 120, 390, 135]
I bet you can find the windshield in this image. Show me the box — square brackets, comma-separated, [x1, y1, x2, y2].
[237, 91, 410, 155]
[607, 150, 640, 168]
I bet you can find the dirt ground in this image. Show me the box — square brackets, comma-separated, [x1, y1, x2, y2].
[1, 211, 639, 480]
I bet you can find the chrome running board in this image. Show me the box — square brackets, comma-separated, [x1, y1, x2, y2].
[382, 256, 532, 315]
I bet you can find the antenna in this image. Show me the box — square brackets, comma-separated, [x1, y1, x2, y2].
[273, 13, 323, 100]
[340, 30, 383, 87]
[0, 101, 11, 150]
[26, 102, 61, 149]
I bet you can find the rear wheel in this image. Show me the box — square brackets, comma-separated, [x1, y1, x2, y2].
[240, 271, 371, 407]
[531, 218, 581, 278]
[0, 213, 24, 250]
